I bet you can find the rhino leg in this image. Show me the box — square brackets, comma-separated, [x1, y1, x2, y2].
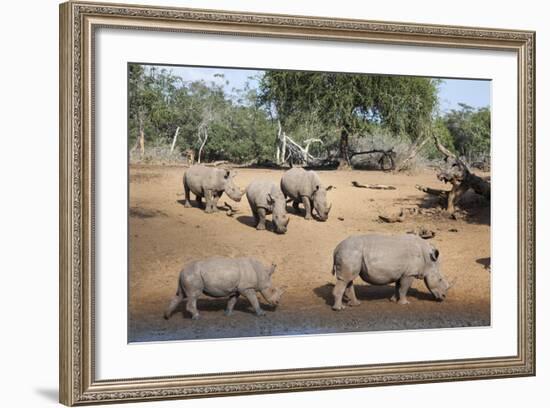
[292, 200, 300, 213]
[301, 196, 312, 220]
[210, 193, 221, 212]
[195, 194, 203, 208]
[242, 289, 266, 316]
[391, 276, 413, 305]
[256, 208, 267, 230]
[332, 280, 348, 311]
[344, 282, 361, 306]
[250, 205, 259, 224]
[164, 293, 184, 320]
[204, 190, 215, 213]
[332, 257, 360, 311]
[183, 180, 192, 208]
[225, 294, 239, 316]
[185, 291, 201, 320]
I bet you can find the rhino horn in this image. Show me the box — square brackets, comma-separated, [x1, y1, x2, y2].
[328, 203, 333, 213]
[284, 217, 290, 227]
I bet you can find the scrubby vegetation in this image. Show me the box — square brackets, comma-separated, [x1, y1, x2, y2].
[128, 64, 490, 170]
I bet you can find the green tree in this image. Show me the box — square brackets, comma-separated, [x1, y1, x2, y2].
[443, 104, 490, 160]
[259, 71, 438, 167]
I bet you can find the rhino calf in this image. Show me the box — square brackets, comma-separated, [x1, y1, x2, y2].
[183, 164, 243, 213]
[164, 257, 286, 320]
[280, 168, 332, 221]
[331, 234, 454, 311]
[246, 180, 290, 234]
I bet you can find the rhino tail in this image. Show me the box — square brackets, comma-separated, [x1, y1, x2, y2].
[176, 277, 187, 299]
[164, 279, 186, 320]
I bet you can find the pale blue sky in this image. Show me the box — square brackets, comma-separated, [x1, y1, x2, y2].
[437, 78, 491, 112]
[166, 66, 490, 113]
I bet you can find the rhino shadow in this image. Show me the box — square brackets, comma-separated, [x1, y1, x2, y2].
[285, 204, 304, 217]
[236, 215, 283, 234]
[476, 257, 491, 272]
[413, 191, 491, 226]
[313, 283, 434, 306]
[176, 199, 228, 212]
[166, 297, 276, 319]
[177, 199, 204, 209]
[236, 215, 259, 228]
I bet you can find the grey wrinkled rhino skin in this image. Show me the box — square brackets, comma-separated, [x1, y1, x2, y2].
[246, 180, 290, 234]
[183, 164, 243, 213]
[331, 234, 452, 311]
[280, 168, 332, 221]
[164, 257, 286, 320]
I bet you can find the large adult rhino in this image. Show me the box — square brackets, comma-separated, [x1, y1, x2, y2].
[164, 257, 286, 320]
[183, 164, 243, 213]
[280, 168, 332, 221]
[331, 234, 454, 311]
[246, 180, 290, 234]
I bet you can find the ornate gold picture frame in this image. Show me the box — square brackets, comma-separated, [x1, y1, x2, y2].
[59, 1, 535, 405]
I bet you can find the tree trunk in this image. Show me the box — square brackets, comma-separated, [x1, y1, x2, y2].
[138, 111, 145, 158]
[276, 119, 284, 165]
[197, 125, 208, 164]
[170, 127, 180, 154]
[396, 135, 430, 172]
[431, 134, 491, 213]
[337, 127, 351, 169]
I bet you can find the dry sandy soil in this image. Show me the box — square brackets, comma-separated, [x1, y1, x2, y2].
[128, 165, 490, 342]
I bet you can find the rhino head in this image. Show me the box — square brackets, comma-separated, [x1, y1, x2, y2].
[259, 263, 287, 306]
[261, 286, 287, 306]
[222, 169, 244, 202]
[312, 185, 332, 221]
[267, 193, 290, 234]
[423, 247, 456, 301]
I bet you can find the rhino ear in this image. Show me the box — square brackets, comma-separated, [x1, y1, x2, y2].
[314, 185, 320, 192]
[224, 170, 230, 179]
[266, 193, 274, 204]
[269, 263, 277, 275]
[430, 248, 440, 262]
[326, 185, 334, 191]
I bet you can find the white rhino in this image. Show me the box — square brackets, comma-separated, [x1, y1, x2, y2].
[331, 234, 454, 311]
[246, 179, 290, 234]
[164, 257, 286, 320]
[183, 164, 243, 213]
[280, 168, 332, 221]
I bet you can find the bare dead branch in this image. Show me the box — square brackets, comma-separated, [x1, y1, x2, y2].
[415, 184, 449, 199]
[169, 127, 180, 154]
[396, 136, 431, 172]
[352, 181, 396, 190]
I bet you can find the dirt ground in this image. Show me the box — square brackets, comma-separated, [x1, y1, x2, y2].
[128, 165, 490, 343]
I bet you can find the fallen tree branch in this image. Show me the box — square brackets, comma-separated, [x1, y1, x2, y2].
[349, 148, 395, 171]
[204, 160, 228, 167]
[352, 181, 396, 190]
[415, 184, 448, 199]
[429, 134, 491, 213]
